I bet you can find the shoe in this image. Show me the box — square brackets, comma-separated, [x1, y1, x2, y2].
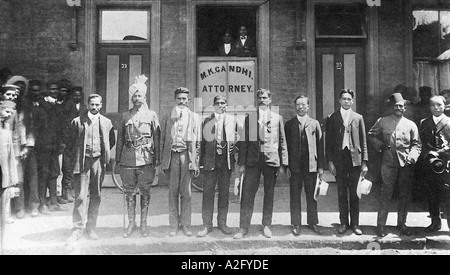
[262, 226, 272, 238]
[123, 222, 137, 238]
[140, 223, 149, 237]
[197, 227, 212, 237]
[425, 221, 442, 233]
[63, 189, 74, 203]
[57, 196, 68, 205]
[86, 230, 99, 240]
[292, 226, 301, 236]
[309, 224, 323, 235]
[169, 230, 177, 237]
[337, 224, 348, 234]
[38, 205, 51, 215]
[30, 208, 39, 218]
[233, 228, 249, 239]
[66, 229, 83, 244]
[397, 224, 414, 236]
[352, 225, 363, 235]
[48, 204, 67, 212]
[218, 225, 233, 235]
[182, 226, 193, 237]
[376, 225, 386, 238]
[16, 210, 26, 219]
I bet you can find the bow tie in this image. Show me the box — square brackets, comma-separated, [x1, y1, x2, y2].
[240, 36, 246, 40]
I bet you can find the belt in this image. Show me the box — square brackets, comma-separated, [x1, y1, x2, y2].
[125, 137, 152, 148]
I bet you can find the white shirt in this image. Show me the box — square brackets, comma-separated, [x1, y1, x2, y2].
[340, 107, 352, 126]
[175, 106, 189, 134]
[76, 103, 80, 110]
[240, 36, 247, 46]
[340, 107, 352, 150]
[296, 114, 307, 125]
[214, 112, 224, 142]
[224, 43, 231, 55]
[259, 108, 270, 124]
[433, 114, 445, 125]
[87, 111, 100, 122]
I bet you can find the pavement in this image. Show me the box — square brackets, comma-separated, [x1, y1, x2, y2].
[3, 172, 450, 255]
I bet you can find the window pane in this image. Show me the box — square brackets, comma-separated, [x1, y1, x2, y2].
[439, 11, 450, 59]
[413, 11, 439, 58]
[316, 5, 365, 37]
[101, 11, 149, 42]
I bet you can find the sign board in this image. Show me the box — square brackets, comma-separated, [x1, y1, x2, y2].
[198, 58, 257, 109]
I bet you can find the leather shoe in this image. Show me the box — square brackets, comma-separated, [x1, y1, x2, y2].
[292, 226, 301, 236]
[337, 224, 348, 234]
[182, 226, 193, 237]
[197, 227, 212, 237]
[169, 230, 177, 237]
[66, 229, 83, 244]
[397, 224, 414, 236]
[38, 205, 51, 215]
[425, 221, 442, 233]
[233, 228, 249, 239]
[376, 225, 386, 237]
[262, 226, 272, 238]
[218, 225, 233, 235]
[86, 230, 99, 240]
[16, 210, 25, 219]
[57, 196, 68, 205]
[48, 204, 68, 212]
[352, 225, 363, 235]
[123, 222, 137, 238]
[30, 208, 39, 217]
[309, 224, 323, 235]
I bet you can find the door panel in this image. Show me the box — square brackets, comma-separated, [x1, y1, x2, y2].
[316, 47, 365, 121]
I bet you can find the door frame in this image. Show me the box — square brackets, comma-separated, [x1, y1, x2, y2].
[186, 0, 270, 99]
[84, 0, 161, 114]
[306, 0, 379, 118]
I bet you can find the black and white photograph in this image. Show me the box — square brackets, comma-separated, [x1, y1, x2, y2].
[1, 0, 450, 259]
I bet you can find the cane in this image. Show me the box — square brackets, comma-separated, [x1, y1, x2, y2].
[111, 163, 126, 231]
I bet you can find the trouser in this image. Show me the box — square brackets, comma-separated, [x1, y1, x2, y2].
[72, 157, 104, 231]
[202, 153, 231, 228]
[377, 164, 413, 227]
[22, 150, 39, 210]
[426, 171, 450, 227]
[61, 148, 77, 193]
[239, 157, 278, 229]
[37, 150, 60, 206]
[168, 151, 192, 229]
[335, 149, 361, 227]
[290, 169, 318, 226]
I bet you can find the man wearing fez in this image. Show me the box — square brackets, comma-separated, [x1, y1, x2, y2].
[326, 89, 368, 235]
[234, 89, 288, 239]
[116, 75, 160, 238]
[67, 94, 115, 242]
[160, 87, 200, 237]
[418, 95, 450, 234]
[368, 93, 421, 237]
[197, 95, 239, 237]
[285, 95, 324, 236]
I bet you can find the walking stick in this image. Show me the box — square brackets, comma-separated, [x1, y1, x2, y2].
[111, 163, 126, 231]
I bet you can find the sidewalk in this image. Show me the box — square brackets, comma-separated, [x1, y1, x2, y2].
[3, 175, 450, 255]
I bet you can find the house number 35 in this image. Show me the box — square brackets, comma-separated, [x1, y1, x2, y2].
[336, 62, 343, 70]
[121, 64, 128, 69]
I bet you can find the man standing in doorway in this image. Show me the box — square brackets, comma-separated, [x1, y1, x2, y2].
[160, 87, 200, 237]
[234, 88, 288, 239]
[368, 93, 421, 237]
[326, 89, 368, 235]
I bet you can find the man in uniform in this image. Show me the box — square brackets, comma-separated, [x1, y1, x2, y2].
[197, 95, 239, 237]
[418, 95, 450, 234]
[368, 93, 421, 237]
[116, 75, 160, 238]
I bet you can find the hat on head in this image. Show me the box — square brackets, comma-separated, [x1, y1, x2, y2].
[390, 92, 405, 104]
[174, 87, 189, 96]
[0, 84, 19, 94]
[0, 100, 16, 110]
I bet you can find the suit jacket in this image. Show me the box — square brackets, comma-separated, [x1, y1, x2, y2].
[285, 115, 324, 173]
[71, 111, 116, 174]
[368, 115, 421, 167]
[200, 113, 241, 171]
[217, 43, 236, 56]
[419, 115, 450, 158]
[160, 107, 200, 171]
[237, 109, 288, 168]
[326, 109, 368, 167]
[234, 36, 256, 57]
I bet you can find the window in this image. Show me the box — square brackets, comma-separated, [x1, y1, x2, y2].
[315, 4, 366, 39]
[100, 10, 149, 43]
[413, 10, 450, 94]
[196, 6, 257, 57]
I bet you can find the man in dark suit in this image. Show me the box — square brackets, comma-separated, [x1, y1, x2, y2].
[233, 89, 288, 239]
[419, 95, 450, 234]
[285, 95, 324, 236]
[197, 95, 240, 237]
[233, 25, 256, 57]
[216, 30, 236, 57]
[326, 89, 368, 235]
